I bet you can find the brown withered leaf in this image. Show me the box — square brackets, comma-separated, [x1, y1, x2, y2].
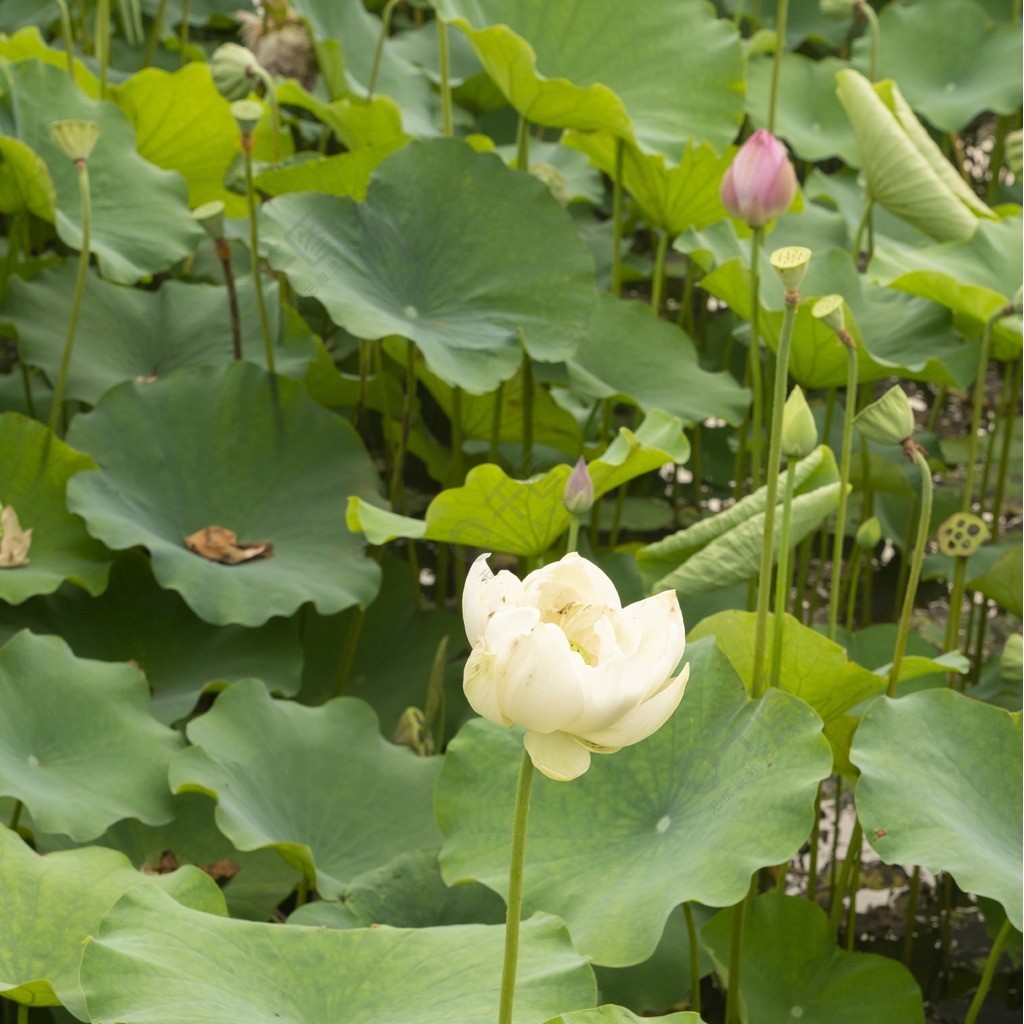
[140, 849, 180, 875]
[203, 858, 240, 882]
[0, 505, 32, 568]
[184, 525, 273, 565]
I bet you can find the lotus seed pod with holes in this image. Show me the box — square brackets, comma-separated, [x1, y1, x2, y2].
[854, 385, 915, 446]
[770, 246, 812, 291]
[937, 512, 989, 558]
[780, 386, 818, 460]
[211, 43, 260, 101]
[193, 200, 225, 240]
[47, 120, 100, 162]
[230, 100, 264, 136]
[562, 456, 594, 516]
[856, 516, 882, 550]
[812, 294, 845, 335]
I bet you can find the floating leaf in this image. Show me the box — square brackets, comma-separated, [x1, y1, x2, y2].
[260, 138, 596, 394]
[435, 0, 744, 158]
[967, 544, 1023, 617]
[703, 894, 925, 1024]
[851, 689, 1023, 929]
[66, 362, 382, 627]
[0, 824, 223, 1016]
[0, 413, 110, 603]
[169, 681, 442, 898]
[184, 525, 273, 565]
[437, 638, 831, 966]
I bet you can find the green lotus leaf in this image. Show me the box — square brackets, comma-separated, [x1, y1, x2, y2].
[699, 246, 979, 389]
[66, 362, 382, 627]
[437, 638, 831, 966]
[274, 78, 407, 150]
[4, 262, 317, 407]
[252, 143, 402, 200]
[0, 824, 224, 1015]
[0, 552, 302, 724]
[110, 63, 246, 215]
[746, 54, 859, 166]
[0, 631, 183, 841]
[0, 134, 55, 218]
[851, 689, 1023, 929]
[856, 0, 1022, 132]
[637, 445, 842, 597]
[0, 27, 99, 94]
[702, 894, 925, 1024]
[496, 138, 605, 205]
[835, 69, 995, 243]
[260, 138, 596, 394]
[869, 214, 1023, 361]
[347, 409, 689, 558]
[81, 884, 595, 1024]
[435, 0, 744, 159]
[0, 413, 111, 603]
[169, 681, 442, 898]
[545, 1010, 704, 1024]
[568, 294, 751, 427]
[967, 543, 1022, 617]
[564, 134, 735, 236]
[0, 60, 203, 283]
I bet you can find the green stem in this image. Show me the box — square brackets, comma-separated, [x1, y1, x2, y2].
[55, 0, 76, 80]
[769, 458, 798, 686]
[566, 517, 580, 555]
[450, 385, 464, 485]
[806, 784, 822, 900]
[887, 447, 933, 697]
[943, 558, 969, 683]
[650, 230, 670, 313]
[515, 115, 530, 171]
[520, 351, 533, 476]
[926, 384, 947, 435]
[95, 0, 110, 97]
[724, 884, 750, 1024]
[962, 310, 1002, 512]
[8, 799, 23, 832]
[489, 381, 504, 462]
[178, 0, 190, 67]
[256, 70, 283, 163]
[242, 144, 275, 374]
[751, 293, 798, 698]
[828, 342, 858, 640]
[17, 1003, 27, 1024]
[857, 1, 880, 83]
[215, 238, 243, 361]
[611, 137, 625, 297]
[497, 750, 536, 1024]
[767, 0, 789, 133]
[368, 0, 400, 99]
[986, 115, 1010, 205]
[683, 901, 702, 1014]
[964, 917, 1014, 1024]
[388, 340, 418, 510]
[747, 228, 765, 489]
[827, 775, 843, 913]
[331, 605, 365, 698]
[844, 546, 863, 632]
[990, 358, 1020, 539]
[295, 873, 309, 907]
[830, 819, 862, 930]
[143, 0, 169, 66]
[436, 17, 454, 137]
[48, 161, 91, 437]
[844, 842, 860, 950]
[902, 865, 920, 965]
[852, 197, 874, 261]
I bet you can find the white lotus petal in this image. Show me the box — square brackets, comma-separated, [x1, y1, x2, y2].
[562, 655, 654, 735]
[463, 648, 510, 727]
[462, 553, 524, 644]
[621, 589, 686, 694]
[494, 621, 586, 732]
[524, 730, 592, 782]
[575, 663, 690, 748]
[520, 551, 621, 612]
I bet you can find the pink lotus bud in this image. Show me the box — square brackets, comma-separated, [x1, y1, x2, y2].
[562, 456, 594, 516]
[720, 130, 798, 228]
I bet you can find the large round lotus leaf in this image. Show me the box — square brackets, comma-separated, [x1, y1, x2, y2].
[169, 681, 442, 898]
[81, 886, 596, 1024]
[111, 63, 246, 215]
[5, 262, 317, 407]
[65, 362, 382, 627]
[0, 413, 111, 603]
[0, 28, 99, 95]
[702, 894, 925, 1024]
[0, 824, 224, 1015]
[0, 552, 302, 724]
[568, 294, 751, 427]
[260, 138, 596, 395]
[0, 61, 203, 284]
[870, 214, 1023, 361]
[0, 134, 54, 218]
[857, 0, 1022, 132]
[434, 0, 744, 159]
[0, 631, 183, 841]
[746, 54, 859, 166]
[437, 637, 831, 966]
[851, 689, 1023, 930]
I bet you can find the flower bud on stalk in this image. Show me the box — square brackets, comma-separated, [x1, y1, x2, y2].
[562, 456, 594, 517]
[856, 516, 882, 550]
[720, 130, 798, 228]
[780, 386, 818, 460]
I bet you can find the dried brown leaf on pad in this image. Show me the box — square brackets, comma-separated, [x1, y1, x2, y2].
[0, 504, 32, 567]
[184, 525, 272, 565]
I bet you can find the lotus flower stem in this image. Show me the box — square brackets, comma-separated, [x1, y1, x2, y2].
[650, 230, 670, 313]
[368, 0, 400, 99]
[829, 818, 862, 930]
[95, 0, 110, 97]
[178, 0, 191, 67]
[520, 352, 533, 476]
[768, 458, 798, 686]
[211, 237, 243, 361]
[143, 0, 169, 66]
[747, 228, 765, 490]
[681, 901, 702, 1012]
[388, 340, 418, 511]
[827, 777, 843, 910]
[901, 865, 921, 964]
[887, 445, 933, 697]
[437, 17, 454, 137]
[8, 798, 22, 832]
[55, 0, 75, 80]
[964, 916, 1013, 1024]
[489, 381, 504, 461]
[852, 197, 874, 262]
[767, 0, 789, 133]
[856, 2, 880, 82]
[828, 341, 858, 640]
[724, 881, 751, 1024]
[962, 308, 1005, 513]
[48, 158, 92, 437]
[611, 138, 625, 297]
[17, 1000, 27, 1024]
[497, 749, 536, 1024]
[989, 357, 1020, 540]
[844, 547, 864, 632]
[330, 606, 366, 699]
[241, 142, 275, 374]
[805, 785, 822, 900]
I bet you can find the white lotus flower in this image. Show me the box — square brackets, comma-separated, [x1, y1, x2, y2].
[462, 552, 688, 782]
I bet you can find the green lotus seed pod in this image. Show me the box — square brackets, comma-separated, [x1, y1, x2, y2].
[770, 246, 812, 292]
[211, 43, 260, 102]
[811, 294, 845, 335]
[230, 100, 265, 136]
[855, 516, 882, 550]
[854, 385, 915, 446]
[780, 386, 818, 459]
[936, 512, 989, 558]
[193, 200, 226, 240]
[47, 119, 100, 162]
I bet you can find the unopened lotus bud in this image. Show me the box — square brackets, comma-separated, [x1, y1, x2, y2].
[563, 456, 594, 516]
[780, 386, 817, 459]
[211, 43, 261, 101]
[47, 119, 100, 162]
[193, 200, 226, 240]
[770, 246, 812, 293]
[854, 385, 915, 446]
[855, 516, 882, 550]
[720, 130, 798, 228]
